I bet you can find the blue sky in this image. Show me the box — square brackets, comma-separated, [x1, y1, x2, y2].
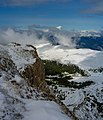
[0, 0, 103, 30]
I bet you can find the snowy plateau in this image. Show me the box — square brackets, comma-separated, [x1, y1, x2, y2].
[0, 26, 103, 120]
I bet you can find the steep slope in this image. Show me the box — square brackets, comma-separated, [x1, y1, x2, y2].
[0, 43, 71, 120]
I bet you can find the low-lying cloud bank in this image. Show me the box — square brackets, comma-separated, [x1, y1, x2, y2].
[0, 26, 76, 48]
[0, 28, 47, 45]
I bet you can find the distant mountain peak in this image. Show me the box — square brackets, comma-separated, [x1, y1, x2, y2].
[56, 26, 62, 30]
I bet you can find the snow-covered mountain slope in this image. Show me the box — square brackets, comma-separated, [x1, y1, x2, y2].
[0, 44, 70, 120]
[23, 100, 69, 120]
[36, 43, 103, 120]
[0, 25, 103, 120]
[79, 30, 101, 37]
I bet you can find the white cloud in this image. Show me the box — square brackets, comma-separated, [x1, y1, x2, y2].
[0, 28, 48, 45]
[0, 27, 76, 48]
[55, 33, 76, 48]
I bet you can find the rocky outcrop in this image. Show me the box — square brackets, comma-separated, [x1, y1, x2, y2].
[21, 45, 49, 93]
[0, 44, 49, 120]
[0, 43, 47, 91]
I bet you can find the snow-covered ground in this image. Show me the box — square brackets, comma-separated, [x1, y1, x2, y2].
[36, 43, 103, 120]
[0, 44, 70, 120]
[0, 27, 103, 119]
[36, 43, 103, 69]
[23, 100, 70, 120]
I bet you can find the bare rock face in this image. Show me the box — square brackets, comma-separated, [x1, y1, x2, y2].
[21, 45, 48, 92]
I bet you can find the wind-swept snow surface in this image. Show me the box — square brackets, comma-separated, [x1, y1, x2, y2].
[24, 100, 70, 120]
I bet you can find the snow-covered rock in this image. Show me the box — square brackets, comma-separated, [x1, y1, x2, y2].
[0, 43, 71, 120]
